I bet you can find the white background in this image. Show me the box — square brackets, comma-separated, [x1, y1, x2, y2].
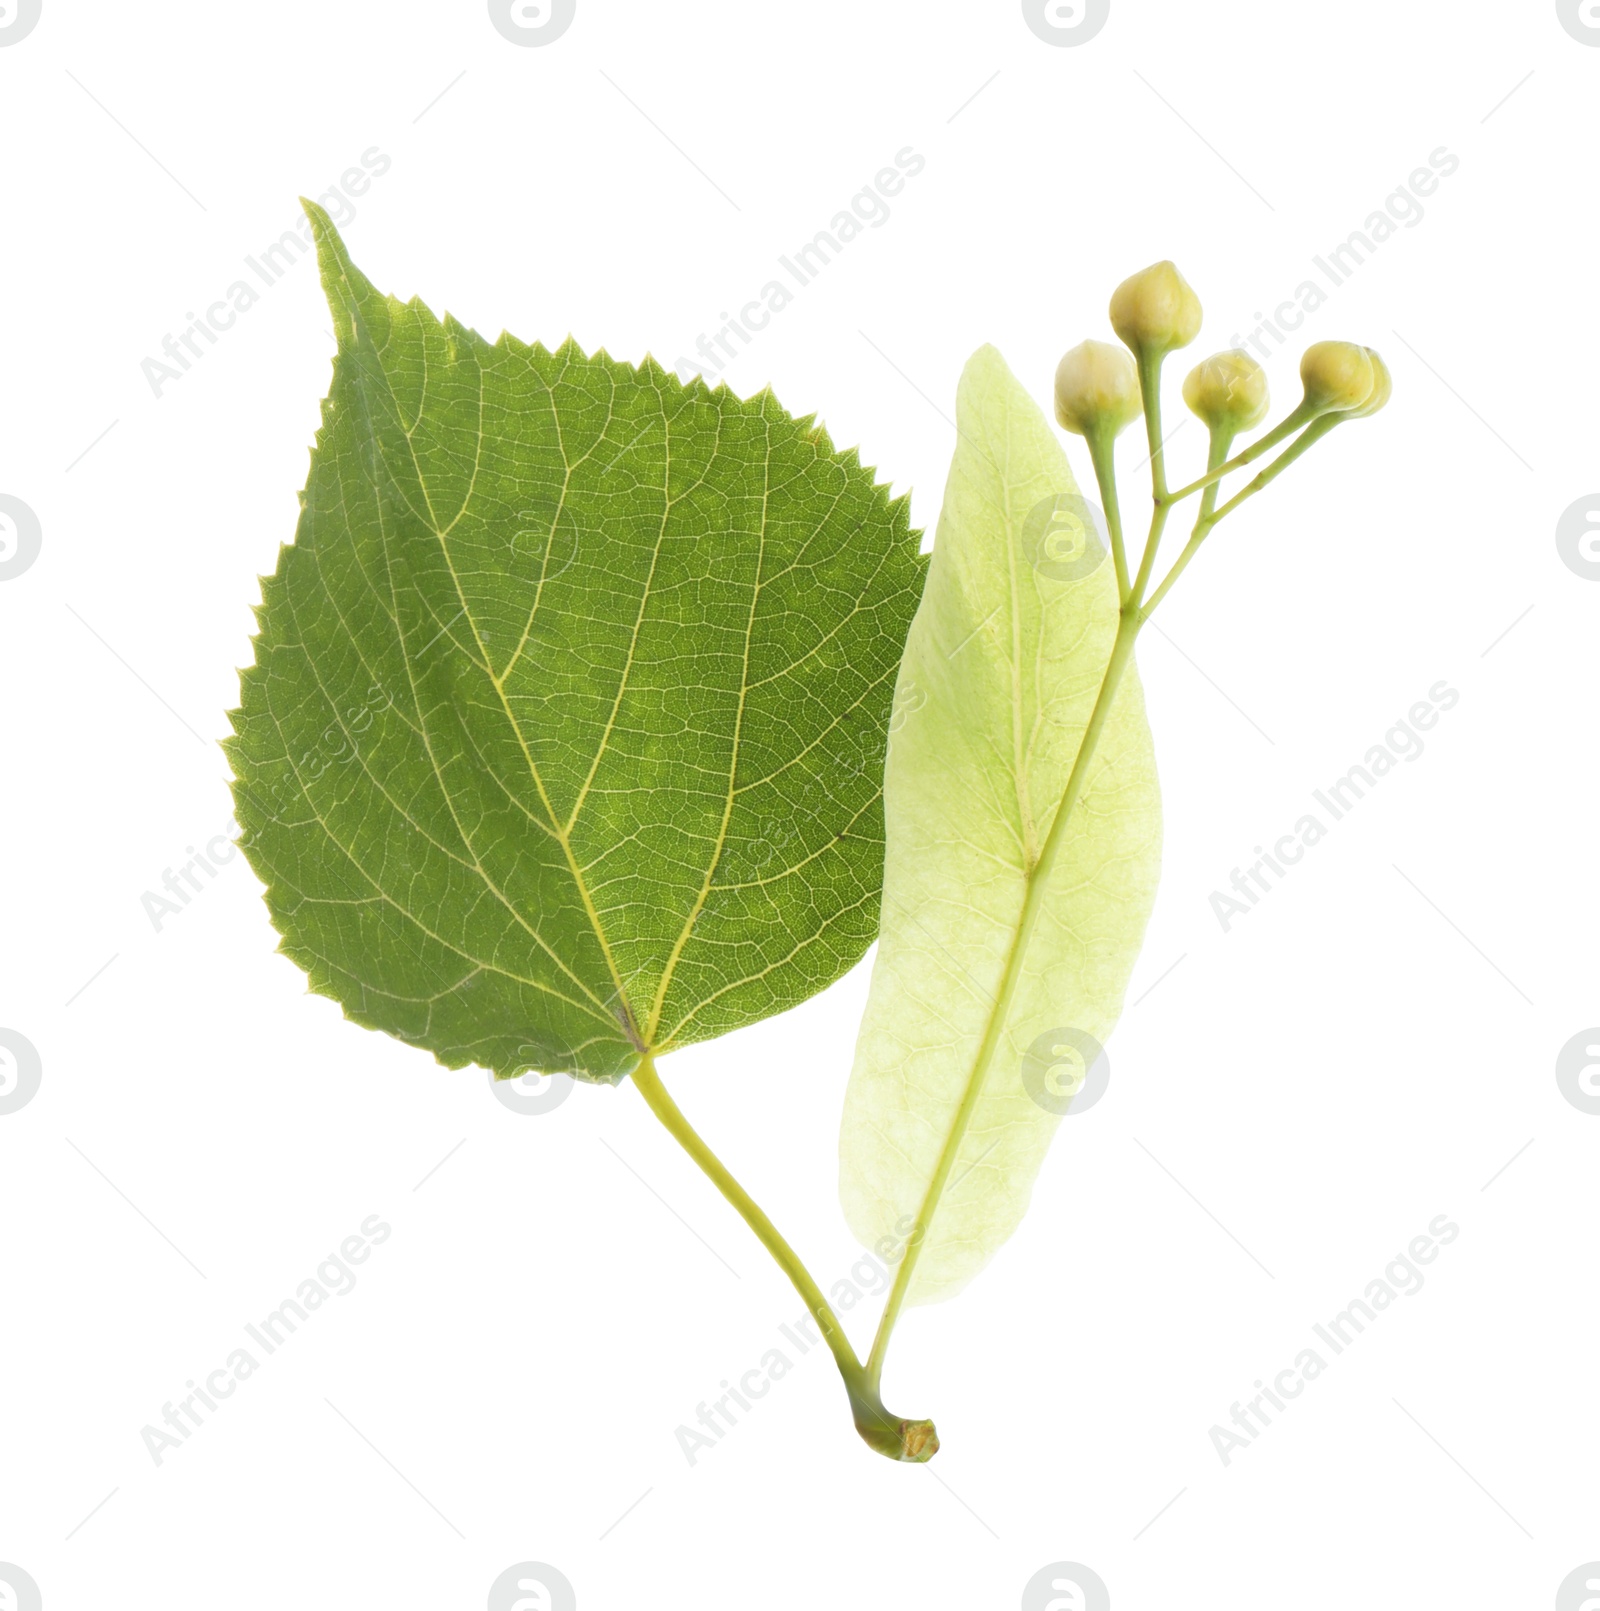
[2, 2, 1597, 1607]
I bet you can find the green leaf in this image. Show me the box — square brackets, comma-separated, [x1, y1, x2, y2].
[838, 346, 1162, 1304]
[227, 204, 926, 1084]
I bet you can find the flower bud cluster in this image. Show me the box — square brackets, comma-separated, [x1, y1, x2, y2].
[1052, 262, 1390, 445]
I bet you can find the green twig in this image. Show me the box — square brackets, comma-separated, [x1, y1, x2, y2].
[865, 609, 1143, 1387]
[631, 1053, 938, 1461]
[1138, 426, 1233, 620]
[1085, 427, 1129, 603]
[1162, 399, 1318, 504]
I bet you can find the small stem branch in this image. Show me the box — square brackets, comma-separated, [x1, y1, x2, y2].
[1128, 499, 1170, 613]
[1125, 352, 1173, 610]
[1142, 415, 1344, 619]
[1206, 414, 1340, 526]
[1137, 352, 1169, 501]
[1163, 400, 1318, 504]
[631, 1053, 937, 1461]
[865, 609, 1143, 1386]
[1085, 428, 1129, 604]
[1138, 427, 1234, 620]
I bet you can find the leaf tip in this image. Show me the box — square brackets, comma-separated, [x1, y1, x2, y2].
[299, 198, 372, 348]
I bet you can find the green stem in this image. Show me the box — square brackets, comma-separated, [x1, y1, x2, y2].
[1128, 496, 1171, 613]
[1125, 353, 1174, 609]
[866, 377, 1351, 1390]
[1163, 400, 1318, 504]
[1138, 426, 1234, 621]
[631, 1053, 938, 1462]
[1143, 415, 1345, 618]
[1085, 427, 1129, 604]
[864, 607, 1144, 1388]
[1205, 414, 1340, 526]
[1136, 352, 1169, 501]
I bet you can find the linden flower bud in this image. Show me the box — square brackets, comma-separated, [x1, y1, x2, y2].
[1299, 341, 1377, 414]
[1054, 340, 1142, 439]
[1182, 350, 1270, 435]
[1109, 260, 1202, 360]
[1341, 348, 1392, 420]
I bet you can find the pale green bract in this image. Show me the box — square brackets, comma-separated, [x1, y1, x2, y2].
[838, 346, 1162, 1304]
[227, 204, 925, 1085]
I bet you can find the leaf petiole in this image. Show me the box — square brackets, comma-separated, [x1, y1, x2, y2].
[630, 1054, 938, 1461]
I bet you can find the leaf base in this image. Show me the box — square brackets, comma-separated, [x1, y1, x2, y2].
[852, 1401, 940, 1463]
